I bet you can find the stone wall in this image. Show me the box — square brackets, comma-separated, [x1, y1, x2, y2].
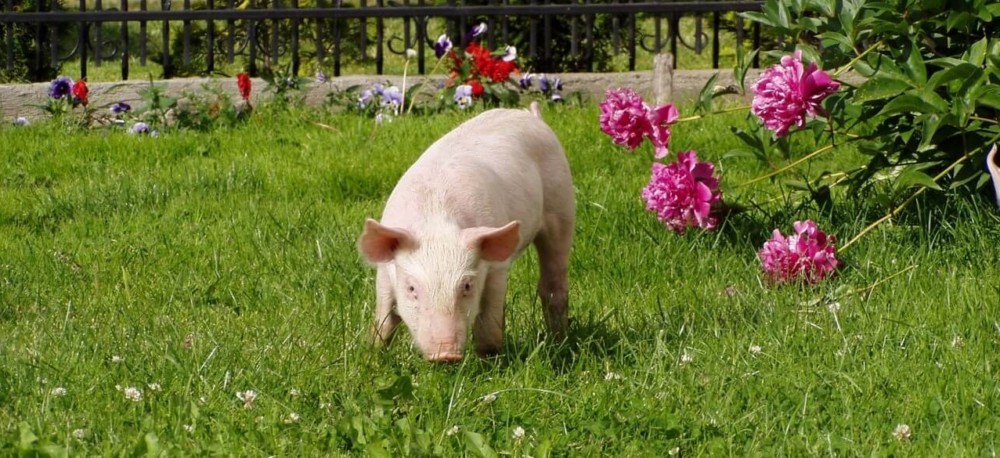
[1, 67, 763, 121]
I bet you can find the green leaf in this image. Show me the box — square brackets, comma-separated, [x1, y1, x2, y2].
[695, 73, 719, 114]
[925, 63, 981, 91]
[365, 440, 393, 458]
[817, 31, 854, 51]
[18, 422, 38, 451]
[462, 431, 498, 458]
[974, 85, 1000, 110]
[905, 41, 927, 85]
[895, 165, 942, 192]
[876, 94, 945, 117]
[966, 37, 988, 66]
[854, 76, 912, 103]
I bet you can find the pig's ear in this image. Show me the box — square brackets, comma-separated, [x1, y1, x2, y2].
[359, 218, 414, 263]
[463, 221, 521, 262]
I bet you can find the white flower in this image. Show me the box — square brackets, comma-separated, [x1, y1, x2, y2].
[72, 429, 86, 439]
[893, 423, 912, 441]
[405, 48, 418, 60]
[198, 395, 208, 405]
[827, 301, 841, 314]
[111, 355, 124, 363]
[668, 447, 680, 456]
[284, 412, 301, 424]
[501, 45, 517, 62]
[289, 388, 301, 397]
[123, 387, 143, 402]
[237, 390, 257, 410]
[680, 351, 694, 365]
[446, 425, 460, 436]
[951, 335, 964, 348]
[147, 383, 162, 392]
[512, 426, 525, 441]
[604, 372, 623, 381]
[749, 345, 762, 356]
[183, 424, 194, 433]
[480, 393, 497, 404]
[319, 402, 330, 410]
[51, 387, 67, 397]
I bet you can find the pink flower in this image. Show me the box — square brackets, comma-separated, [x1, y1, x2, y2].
[647, 104, 680, 159]
[751, 50, 840, 138]
[758, 220, 839, 284]
[641, 150, 722, 233]
[599, 88, 678, 158]
[599, 88, 650, 151]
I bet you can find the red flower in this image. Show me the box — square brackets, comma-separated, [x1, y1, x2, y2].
[465, 43, 518, 83]
[237, 72, 252, 102]
[72, 79, 89, 107]
[468, 80, 484, 97]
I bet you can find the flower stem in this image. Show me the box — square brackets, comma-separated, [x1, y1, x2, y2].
[838, 151, 975, 252]
[401, 58, 410, 116]
[675, 105, 750, 123]
[970, 116, 1000, 126]
[406, 55, 448, 116]
[735, 143, 838, 188]
[832, 40, 883, 78]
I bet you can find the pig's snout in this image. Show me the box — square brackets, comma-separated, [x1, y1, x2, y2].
[427, 351, 464, 363]
[423, 341, 464, 363]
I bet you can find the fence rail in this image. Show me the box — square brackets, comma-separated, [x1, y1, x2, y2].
[1, 0, 764, 82]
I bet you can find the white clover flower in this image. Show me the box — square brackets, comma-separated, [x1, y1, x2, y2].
[147, 383, 162, 392]
[183, 424, 194, 433]
[289, 388, 301, 397]
[749, 345, 762, 356]
[604, 372, 623, 381]
[512, 426, 525, 441]
[72, 428, 86, 439]
[480, 393, 497, 404]
[827, 301, 841, 314]
[446, 425, 460, 436]
[668, 447, 680, 456]
[405, 48, 418, 60]
[111, 355, 124, 363]
[51, 387, 67, 397]
[237, 390, 257, 410]
[284, 412, 301, 424]
[198, 395, 208, 405]
[123, 387, 143, 402]
[951, 335, 964, 348]
[680, 351, 694, 365]
[893, 423, 912, 441]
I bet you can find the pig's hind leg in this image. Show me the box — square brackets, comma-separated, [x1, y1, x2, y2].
[370, 266, 401, 347]
[534, 212, 573, 340]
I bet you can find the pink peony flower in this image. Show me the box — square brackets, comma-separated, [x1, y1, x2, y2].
[758, 220, 839, 284]
[641, 150, 722, 233]
[751, 50, 840, 138]
[599, 88, 651, 151]
[647, 103, 680, 159]
[599, 88, 678, 157]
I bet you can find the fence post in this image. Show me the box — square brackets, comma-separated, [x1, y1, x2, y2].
[653, 52, 672, 105]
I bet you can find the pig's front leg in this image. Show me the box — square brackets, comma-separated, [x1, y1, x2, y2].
[473, 269, 509, 356]
[370, 266, 401, 347]
[535, 214, 573, 340]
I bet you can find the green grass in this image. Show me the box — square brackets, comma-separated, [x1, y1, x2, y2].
[2, 103, 999, 456]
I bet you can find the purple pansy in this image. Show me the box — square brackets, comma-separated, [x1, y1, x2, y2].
[48, 76, 73, 99]
[434, 34, 453, 59]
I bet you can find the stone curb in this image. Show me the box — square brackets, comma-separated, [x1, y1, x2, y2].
[1, 68, 771, 121]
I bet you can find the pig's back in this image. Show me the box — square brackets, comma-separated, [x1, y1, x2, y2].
[382, 108, 570, 234]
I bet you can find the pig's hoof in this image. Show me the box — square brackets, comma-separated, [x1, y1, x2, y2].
[427, 352, 464, 363]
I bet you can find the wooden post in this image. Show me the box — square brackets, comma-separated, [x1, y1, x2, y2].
[653, 53, 673, 105]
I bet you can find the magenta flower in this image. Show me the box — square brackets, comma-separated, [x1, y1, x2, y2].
[758, 220, 839, 284]
[599, 88, 679, 158]
[647, 103, 680, 158]
[751, 50, 840, 138]
[641, 150, 722, 233]
[599, 88, 651, 151]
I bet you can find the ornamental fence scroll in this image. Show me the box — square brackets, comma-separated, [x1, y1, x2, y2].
[0, 0, 763, 82]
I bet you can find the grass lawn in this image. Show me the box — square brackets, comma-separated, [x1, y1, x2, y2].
[1, 102, 999, 455]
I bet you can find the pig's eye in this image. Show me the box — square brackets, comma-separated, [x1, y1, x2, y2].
[405, 284, 417, 299]
[460, 280, 473, 297]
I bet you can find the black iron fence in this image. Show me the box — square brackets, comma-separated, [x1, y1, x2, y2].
[1, 0, 763, 82]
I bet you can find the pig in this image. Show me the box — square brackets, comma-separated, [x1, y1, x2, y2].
[357, 102, 575, 362]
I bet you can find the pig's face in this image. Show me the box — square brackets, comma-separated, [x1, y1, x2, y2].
[359, 219, 520, 362]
